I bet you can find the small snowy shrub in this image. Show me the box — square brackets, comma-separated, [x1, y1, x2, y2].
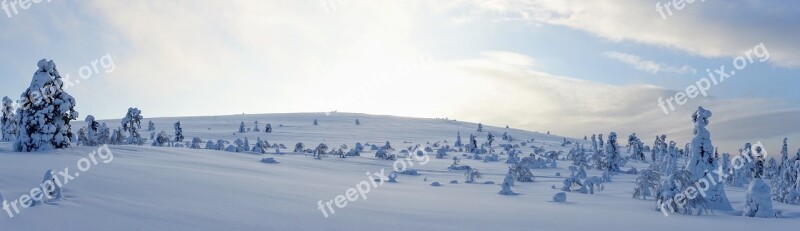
[743, 179, 775, 218]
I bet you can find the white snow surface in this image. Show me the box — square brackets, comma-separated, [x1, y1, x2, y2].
[0, 112, 797, 230]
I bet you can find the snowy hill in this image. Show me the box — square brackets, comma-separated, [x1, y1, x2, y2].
[0, 113, 796, 230]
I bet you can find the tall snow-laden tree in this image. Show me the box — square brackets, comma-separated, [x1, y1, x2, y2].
[121, 108, 144, 145]
[685, 107, 733, 211]
[96, 122, 110, 145]
[14, 59, 79, 152]
[84, 115, 99, 146]
[239, 121, 247, 133]
[174, 121, 184, 142]
[591, 134, 597, 151]
[633, 168, 660, 200]
[253, 121, 260, 132]
[455, 132, 463, 147]
[477, 123, 483, 132]
[147, 120, 155, 131]
[605, 132, 621, 172]
[1, 96, 17, 142]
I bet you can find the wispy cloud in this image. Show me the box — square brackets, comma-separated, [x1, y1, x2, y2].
[443, 0, 800, 68]
[604, 51, 696, 75]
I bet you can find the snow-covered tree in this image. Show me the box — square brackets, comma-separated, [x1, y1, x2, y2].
[510, 161, 534, 182]
[464, 169, 482, 184]
[313, 119, 318, 126]
[591, 134, 597, 151]
[660, 141, 679, 175]
[76, 127, 89, 146]
[743, 179, 775, 218]
[487, 132, 495, 147]
[174, 121, 184, 142]
[14, 59, 79, 152]
[656, 170, 710, 216]
[731, 143, 756, 187]
[685, 106, 733, 211]
[598, 134, 604, 151]
[147, 120, 155, 131]
[454, 132, 463, 147]
[121, 108, 144, 145]
[633, 168, 661, 200]
[41, 169, 63, 202]
[294, 142, 305, 153]
[1, 96, 17, 142]
[189, 137, 204, 149]
[252, 137, 267, 154]
[477, 123, 483, 132]
[355, 119, 360, 125]
[84, 115, 99, 146]
[96, 123, 110, 145]
[239, 121, 247, 133]
[152, 131, 171, 147]
[499, 169, 516, 195]
[253, 121, 260, 132]
[265, 123, 272, 133]
[605, 132, 622, 172]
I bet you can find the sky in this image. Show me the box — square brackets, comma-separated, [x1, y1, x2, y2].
[0, 0, 799, 154]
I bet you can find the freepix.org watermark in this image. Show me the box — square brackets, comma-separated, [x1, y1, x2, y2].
[656, 0, 705, 20]
[9, 54, 115, 112]
[658, 43, 769, 115]
[317, 152, 430, 218]
[657, 141, 766, 217]
[2, 0, 52, 18]
[2, 145, 114, 218]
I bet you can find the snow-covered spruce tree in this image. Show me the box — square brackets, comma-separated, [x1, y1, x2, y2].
[499, 169, 516, 195]
[355, 119, 360, 125]
[685, 106, 733, 211]
[656, 170, 710, 216]
[477, 123, 483, 132]
[190, 137, 204, 149]
[664, 141, 680, 175]
[464, 169, 482, 184]
[14, 59, 79, 152]
[174, 121, 184, 142]
[605, 132, 622, 172]
[148, 120, 155, 131]
[763, 162, 780, 183]
[253, 121, 260, 132]
[633, 168, 660, 200]
[76, 127, 89, 146]
[313, 119, 318, 126]
[731, 143, 755, 187]
[265, 123, 272, 133]
[598, 134, 604, 151]
[294, 142, 305, 153]
[591, 134, 597, 151]
[454, 132, 463, 147]
[487, 132, 495, 147]
[96, 123, 110, 145]
[239, 121, 247, 133]
[743, 178, 775, 218]
[84, 115, 99, 146]
[152, 131, 171, 147]
[1, 96, 17, 142]
[510, 161, 535, 182]
[252, 138, 266, 154]
[121, 108, 144, 145]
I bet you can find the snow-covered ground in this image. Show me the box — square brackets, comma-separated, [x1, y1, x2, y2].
[0, 112, 797, 230]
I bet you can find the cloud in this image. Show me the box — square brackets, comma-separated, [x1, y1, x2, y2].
[439, 51, 800, 153]
[443, 0, 800, 68]
[604, 51, 696, 74]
